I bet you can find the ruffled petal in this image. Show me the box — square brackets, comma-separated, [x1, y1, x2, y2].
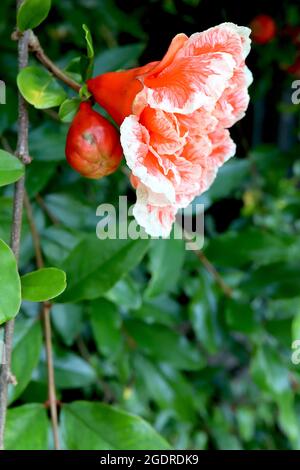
[180, 23, 251, 65]
[213, 65, 253, 127]
[143, 52, 236, 114]
[120, 115, 176, 202]
[133, 183, 177, 237]
[199, 127, 236, 193]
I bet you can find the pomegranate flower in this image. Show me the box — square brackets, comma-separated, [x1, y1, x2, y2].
[88, 22, 252, 236]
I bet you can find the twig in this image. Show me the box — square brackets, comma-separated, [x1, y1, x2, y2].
[24, 192, 43, 267]
[12, 30, 81, 93]
[0, 2, 31, 449]
[24, 192, 60, 450]
[42, 109, 60, 121]
[0, 136, 13, 153]
[76, 337, 115, 403]
[195, 250, 233, 298]
[182, 229, 232, 298]
[42, 302, 60, 449]
[36, 193, 60, 225]
[28, 31, 81, 92]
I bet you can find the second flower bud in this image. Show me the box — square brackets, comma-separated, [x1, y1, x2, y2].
[65, 101, 123, 179]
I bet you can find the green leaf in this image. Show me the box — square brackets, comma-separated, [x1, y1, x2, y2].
[90, 299, 122, 358]
[105, 275, 142, 310]
[59, 236, 150, 302]
[146, 238, 185, 298]
[17, 66, 66, 109]
[135, 356, 198, 422]
[9, 318, 42, 404]
[17, 0, 51, 31]
[58, 98, 80, 123]
[242, 263, 300, 298]
[43, 193, 96, 229]
[25, 160, 57, 197]
[0, 239, 21, 324]
[188, 273, 220, 354]
[251, 345, 290, 397]
[61, 401, 170, 450]
[292, 312, 300, 342]
[41, 227, 83, 265]
[21, 267, 67, 302]
[206, 228, 291, 269]
[225, 298, 258, 334]
[132, 295, 180, 326]
[37, 349, 97, 389]
[51, 303, 83, 346]
[0, 150, 24, 187]
[5, 404, 48, 450]
[81, 24, 94, 81]
[30, 123, 67, 161]
[93, 44, 145, 75]
[208, 158, 251, 201]
[82, 24, 94, 59]
[236, 407, 255, 442]
[277, 391, 300, 446]
[125, 319, 204, 370]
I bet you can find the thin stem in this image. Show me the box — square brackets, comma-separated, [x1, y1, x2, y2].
[24, 192, 43, 267]
[42, 303, 60, 450]
[24, 192, 60, 450]
[36, 194, 59, 225]
[0, 3, 30, 449]
[182, 229, 233, 298]
[195, 250, 233, 298]
[28, 31, 81, 93]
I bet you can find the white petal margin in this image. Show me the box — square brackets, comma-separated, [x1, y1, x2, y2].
[221, 23, 252, 59]
[133, 183, 177, 238]
[144, 52, 236, 115]
[120, 115, 176, 203]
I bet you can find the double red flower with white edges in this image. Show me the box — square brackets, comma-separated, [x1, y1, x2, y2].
[87, 22, 252, 237]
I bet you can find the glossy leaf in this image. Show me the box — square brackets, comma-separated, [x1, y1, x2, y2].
[5, 404, 48, 450]
[17, 0, 51, 31]
[0, 150, 24, 187]
[61, 401, 170, 450]
[146, 238, 185, 298]
[51, 303, 83, 346]
[105, 275, 142, 310]
[17, 66, 66, 109]
[59, 98, 81, 123]
[37, 349, 97, 389]
[90, 299, 122, 358]
[251, 345, 290, 397]
[81, 24, 94, 80]
[9, 318, 42, 404]
[21, 267, 67, 302]
[59, 236, 150, 302]
[189, 273, 220, 354]
[0, 239, 21, 324]
[125, 319, 204, 370]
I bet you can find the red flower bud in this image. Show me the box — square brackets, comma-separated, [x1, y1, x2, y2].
[87, 62, 156, 126]
[250, 14, 276, 44]
[65, 102, 123, 179]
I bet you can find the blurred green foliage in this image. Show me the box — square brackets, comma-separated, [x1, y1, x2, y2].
[1, 0, 300, 451]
